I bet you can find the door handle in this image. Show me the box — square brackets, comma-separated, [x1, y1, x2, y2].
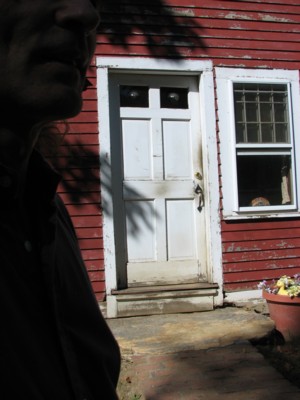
[194, 184, 204, 212]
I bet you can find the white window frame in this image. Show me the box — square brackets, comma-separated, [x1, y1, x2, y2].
[216, 67, 300, 220]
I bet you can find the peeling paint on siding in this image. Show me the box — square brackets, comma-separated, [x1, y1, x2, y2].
[261, 14, 294, 23]
[225, 12, 251, 20]
[170, 8, 195, 17]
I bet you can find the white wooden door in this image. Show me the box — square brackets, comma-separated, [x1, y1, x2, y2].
[110, 74, 207, 287]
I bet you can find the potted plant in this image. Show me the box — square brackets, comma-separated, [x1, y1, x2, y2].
[258, 274, 300, 342]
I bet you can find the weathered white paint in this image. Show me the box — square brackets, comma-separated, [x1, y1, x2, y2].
[224, 289, 262, 304]
[106, 286, 218, 318]
[97, 66, 118, 292]
[128, 260, 200, 286]
[97, 57, 223, 314]
[199, 68, 223, 304]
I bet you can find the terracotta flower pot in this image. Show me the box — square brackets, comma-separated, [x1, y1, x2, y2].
[263, 290, 300, 342]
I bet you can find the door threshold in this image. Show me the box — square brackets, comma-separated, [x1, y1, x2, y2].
[112, 282, 219, 295]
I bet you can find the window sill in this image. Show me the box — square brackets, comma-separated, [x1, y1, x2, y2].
[223, 211, 300, 221]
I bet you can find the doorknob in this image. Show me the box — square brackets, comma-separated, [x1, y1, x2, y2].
[194, 184, 202, 195]
[194, 183, 204, 212]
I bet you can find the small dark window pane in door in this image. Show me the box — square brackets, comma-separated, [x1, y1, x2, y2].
[120, 86, 149, 107]
[160, 87, 188, 109]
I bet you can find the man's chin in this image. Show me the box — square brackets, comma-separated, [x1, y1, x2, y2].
[34, 88, 83, 122]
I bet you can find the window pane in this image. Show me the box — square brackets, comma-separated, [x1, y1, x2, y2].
[274, 102, 286, 122]
[237, 154, 292, 207]
[247, 124, 259, 142]
[261, 123, 273, 142]
[274, 92, 286, 102]
[235, 123, 245, 143]
[245, 92, 257, 102]
[260, 102, 272, 122]
[120, 86, 149, 107]
[246, 102, 257, 121]
[276, 123, 289, 142]
[235, 102, 244, 122]
[233, 83, 289, 144]
[234, 91, 243, 102]
[160, 87, 188, 109]
[260, 92, 271, 102]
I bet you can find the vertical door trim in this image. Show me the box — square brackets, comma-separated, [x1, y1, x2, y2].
[96, 57, 223, 305]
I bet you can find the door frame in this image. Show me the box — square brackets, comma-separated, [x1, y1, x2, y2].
[96, 57, 223, 306]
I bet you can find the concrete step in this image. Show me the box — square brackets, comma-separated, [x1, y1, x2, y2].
[106, 283, 219, 318]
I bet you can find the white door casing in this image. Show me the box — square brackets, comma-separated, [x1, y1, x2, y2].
[97, 58, 223, 304]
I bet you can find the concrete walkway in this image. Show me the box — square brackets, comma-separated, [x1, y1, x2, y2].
[107, 307, 300, 399]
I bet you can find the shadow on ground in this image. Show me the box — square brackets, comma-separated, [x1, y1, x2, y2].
[118, 342, 299, 400]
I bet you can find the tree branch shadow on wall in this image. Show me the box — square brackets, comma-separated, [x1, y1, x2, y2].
[99, 0, 206, 58]
[99, 154, 159, 236]
[53, 142, 159, 237]
[54, 0, 205, 235]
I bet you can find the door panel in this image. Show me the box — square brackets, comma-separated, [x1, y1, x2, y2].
[167, 199, 197, 260]
[122, 119, 152, 179]
[110, 74, 207, 287]
[163, 120, 191, 179]
[125, 200, 156, 261]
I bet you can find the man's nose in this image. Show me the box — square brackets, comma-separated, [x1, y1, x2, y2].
[55, 0, 100, 34]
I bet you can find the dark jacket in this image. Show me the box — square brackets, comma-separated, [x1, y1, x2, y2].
[0, 151, 120, 399]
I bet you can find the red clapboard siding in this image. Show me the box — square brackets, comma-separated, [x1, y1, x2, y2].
[64, 134, 100, 146]
[59, 192, 101, 206]
[69, 112, 98, 123]
[81, 88, 97, 101]
[224, 258, 300, 273]
[150, 0, 300, 6]
[55, 144, 99, 157]
[71, 216, 102, 229]
[89, 270, 105, 282]
[61, 169, 100, 182]
[92, 282, 106, 301]
[82, 249, 104, 261]
[222, 219, 300, 291]
[223, 228, 300, 242]
[67, 204, 101, 217]
[99, 35, 300, 53]
[97, 0, 300, 68]
[78, 238, 103, 251]
[55, 61, 105, 299]
[224, 248, 300, 264]
[80, 100, 98, 112]
[85, 259, 104, 271]
[223, 238, 300, 253]
[67, 123, 99, 134]
[75, 228, 102, 240]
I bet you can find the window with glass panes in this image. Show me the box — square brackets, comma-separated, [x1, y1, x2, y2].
[233, 83, 295, 209]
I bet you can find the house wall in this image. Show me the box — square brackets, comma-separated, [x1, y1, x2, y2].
[58, 0, 300, 300]
[55, 64, 104, 300]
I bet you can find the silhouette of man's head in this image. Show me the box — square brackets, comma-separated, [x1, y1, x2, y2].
[0, 0, 100, 127]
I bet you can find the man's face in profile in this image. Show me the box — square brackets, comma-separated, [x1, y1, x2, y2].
[0, 0, 100, 126]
